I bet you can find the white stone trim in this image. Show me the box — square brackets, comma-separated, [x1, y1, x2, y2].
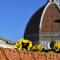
[48, 42, 51, 49]
[39, 2, 51, 30]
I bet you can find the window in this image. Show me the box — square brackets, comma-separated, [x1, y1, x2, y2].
[54, 19, 60, 23]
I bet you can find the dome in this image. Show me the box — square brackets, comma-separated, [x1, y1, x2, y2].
[39, 1, 60, 41]
[24, 3, 47, 44]
[24, 0, 60, 44]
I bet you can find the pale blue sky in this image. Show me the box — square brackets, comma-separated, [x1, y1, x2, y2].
[0, 0, 47, 42]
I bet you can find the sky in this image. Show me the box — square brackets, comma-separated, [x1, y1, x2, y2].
[0, 0, 47, 42]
